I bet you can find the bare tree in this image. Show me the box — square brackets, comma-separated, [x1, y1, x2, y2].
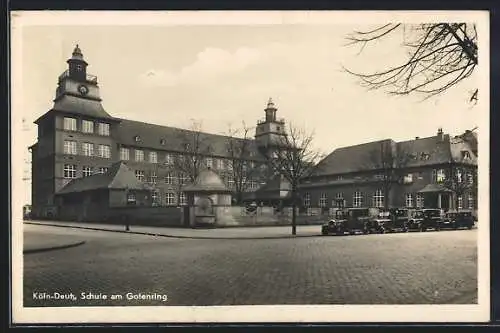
[172, 120, 213, 203]
[263, 123, 322, 235]
[344, 23, 478, 101]
[367, 141, 413, 209]
[441, 166, 476, 210]
[225, 122, 261, 204]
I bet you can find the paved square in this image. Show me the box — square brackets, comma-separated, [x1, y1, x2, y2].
[23, 224, 477, 306]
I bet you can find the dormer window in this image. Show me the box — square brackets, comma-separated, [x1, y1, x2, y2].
[160, 139, 166, 145]
[134, 135, 141, 143]
[462, 151, 471, 160]
[420, 152, 430, 160]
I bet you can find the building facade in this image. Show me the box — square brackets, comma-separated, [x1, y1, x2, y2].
[30, 46, 285, 219]
[299, 130, 478, 214]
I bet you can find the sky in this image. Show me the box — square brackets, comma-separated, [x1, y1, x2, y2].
[13, 13, 483, 205]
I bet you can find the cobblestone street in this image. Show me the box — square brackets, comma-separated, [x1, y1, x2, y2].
[23, 224, 477, 307]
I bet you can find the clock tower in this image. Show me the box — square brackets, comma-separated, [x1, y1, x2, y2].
[53, 44, 111, 118]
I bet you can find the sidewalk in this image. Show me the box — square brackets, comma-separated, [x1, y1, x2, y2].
[24, 232, 86, 254]
[24, 220, 322, 239]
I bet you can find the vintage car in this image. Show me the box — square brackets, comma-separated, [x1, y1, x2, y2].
[444, 210, 475, 230]
[367, 210, 391, 234]
[386, 208, 410, 232]
[409, 209, 443, 231]
[321, 209, 348, 235]
[343, 208, 372, 235]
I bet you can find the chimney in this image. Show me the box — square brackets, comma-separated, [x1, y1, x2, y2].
[415, 136, 420, 140]
[437, 128, 444, 141]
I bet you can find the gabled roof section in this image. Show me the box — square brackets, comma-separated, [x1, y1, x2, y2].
[397, 135, 453, 168]
[115, 119, 262, 159]
[312, 139, 394, 176]
[56, 161, 151, 195]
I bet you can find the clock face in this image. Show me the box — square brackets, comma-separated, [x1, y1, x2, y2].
[78, 85, 89, 95]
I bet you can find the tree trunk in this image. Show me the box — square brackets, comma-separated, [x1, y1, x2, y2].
[291, 186, 297, 235]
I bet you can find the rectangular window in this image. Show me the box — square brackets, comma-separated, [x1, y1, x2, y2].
[416, 193, 424, 208]
[216, 158, 224, 170]
[150, 171, 157, 184]
[179, 174, 189, 185]
[179, 192, 187, 206]
[82, 166, 93, 177]
[403, 174, 413, 184]
[82, 142, 94, 156]
[97, 167, 108, 174]
[98, 144, 111, 158]
[468, 193, 475, 210]
[436, 169, 446, 183]
[467, 172, 474, 185]
[63, 140, 77, 155]
[458, 195, 463, 209]
[165, 153, 173, 165]
[135, 170, 145, 181]
[135, 150, 144, 162]
[206, 157, 213, 168]
[227, 176, 234, 188]
[334, 192, 344, 207]
[63, 164, 77, 179]
[150, 152, 158, 163]
[303, 193, 311, 207]
[98, 123, 110, 136]
[165, 192, 175, 205]
[152, 191, 160, 206]
[353, 191, 363, 207]
[127, 193, 136, 205]
[120, 148, 129, 161]
[405, 193, 414, 208]
[165, 173, 173, 185]
[82, 120, 94, 133]
[63, 117, 77, 131]
[319, 193, 328, 207]
[373, 189, 384, 208]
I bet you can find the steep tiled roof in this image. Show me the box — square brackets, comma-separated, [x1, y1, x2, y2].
[52, 95, 114, 120]
[57, 161, 151, 194]
[115, 119, 263, 159]
[311, 132, 477, 177]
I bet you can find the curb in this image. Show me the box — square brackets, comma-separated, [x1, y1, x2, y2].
[23, 241, 86, 254]
[24, 222, 322, 240]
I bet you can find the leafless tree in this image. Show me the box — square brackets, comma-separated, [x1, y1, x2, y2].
[225, 122, 261, 204]
[367, 141, 413, 209]
[263, 123, 322, 235]
[440, 166, 476, 210]
[172, 120, 213, 203]
[344, 23, 478, 101]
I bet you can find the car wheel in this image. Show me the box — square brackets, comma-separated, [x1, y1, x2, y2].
[467, 225, 473, 230]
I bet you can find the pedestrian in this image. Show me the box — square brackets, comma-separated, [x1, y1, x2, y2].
[123, 215, 130, 231]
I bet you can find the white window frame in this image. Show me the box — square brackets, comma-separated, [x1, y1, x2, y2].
[206, 157, 213, 168]
[98, 144, 111, 158]
[135, 149, 144, 162]
[82, 142, 94, 156]
[165, 153, 173, 165]
[468, 193, 474, 210]
[436, 169, 446, 183]
[82, 166, 93, 177]
[82, 120, 94, 133]
[319, 193, 328, 207]
[150, 171, 157, 184]
[303, 193, 311, 207]
[373, 189, 384, 208]
[63, 117, 77, 131]
[63, 164, 77, 179]
[127, 193, 136, 204]
[98, 167, 108, 174]
[416, 193, 424, 208]
[467, 172, 474, 185]
[405, 193, 413, 207]
[150, 151, 158, 163]
[63, 140, 77, 155]
[179, 192, 187, 206]
[98, 123, 110, 136]
[353, 191, 363, 207]
[120, 147, 129, 161]
[135, 170, 145, 181]
[165, 173, 173, 185]
[151, 191, 160, 205]
[165, 192, 175, 205]
[458, 195, 463, 209]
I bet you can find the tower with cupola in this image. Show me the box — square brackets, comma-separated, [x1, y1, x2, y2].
[254, 98, 288, 153]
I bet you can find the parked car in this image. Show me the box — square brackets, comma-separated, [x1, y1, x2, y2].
[344, 208, 372, 234]
[444, 210, 475, 230]
[411, 209, 443, 231]
[367, 210, 391, 234]
[321, 209, 348, 235]
[386, 208, 410, 232]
